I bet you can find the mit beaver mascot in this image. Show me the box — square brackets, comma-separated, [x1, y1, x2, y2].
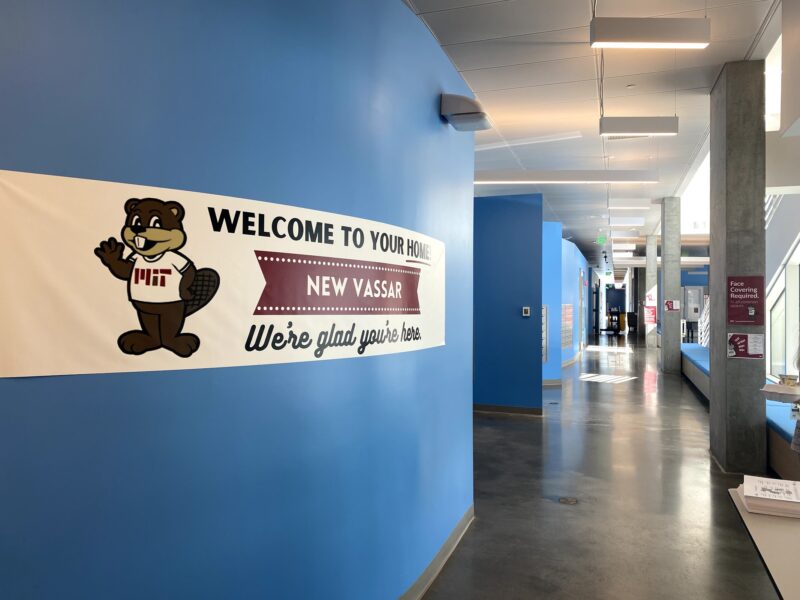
[94, 198, 219, 357]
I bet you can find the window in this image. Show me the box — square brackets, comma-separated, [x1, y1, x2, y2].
[770, 291, 786, 377]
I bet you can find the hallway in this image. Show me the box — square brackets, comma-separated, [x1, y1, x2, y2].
[425, 340, 776, 599]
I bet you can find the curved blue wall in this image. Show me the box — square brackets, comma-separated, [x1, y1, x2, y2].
[542, 222, 563, 380]
[561, 239, 589, 364]
[0, 2, 474, 598]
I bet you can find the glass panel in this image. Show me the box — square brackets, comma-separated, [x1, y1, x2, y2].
[770, 291, 786, 377]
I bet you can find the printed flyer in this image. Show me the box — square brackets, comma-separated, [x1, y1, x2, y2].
[0, 170, 445, 377]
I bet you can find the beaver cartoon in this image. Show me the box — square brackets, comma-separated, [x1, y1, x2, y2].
[94, 198, 219, 357]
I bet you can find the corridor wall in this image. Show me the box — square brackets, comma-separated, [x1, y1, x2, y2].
[682, 265, 710, 287]
[474, 195, 543, 410]
[0, 2, 474, 599]
[542, 222, 563, 382]
[562, 239, 589, 365]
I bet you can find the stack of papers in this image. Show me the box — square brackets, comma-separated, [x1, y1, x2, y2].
[736, 476, 800, 519]
[761, 383, 800, 398]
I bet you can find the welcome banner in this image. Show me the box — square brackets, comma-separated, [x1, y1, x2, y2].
[0, 171, 445, 377]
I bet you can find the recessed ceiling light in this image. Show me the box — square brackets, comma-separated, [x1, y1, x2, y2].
[590, 17, 710, 50]
[626, 84, 637, 89]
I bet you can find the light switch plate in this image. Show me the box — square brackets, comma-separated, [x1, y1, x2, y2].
[522, 306, 531, 317]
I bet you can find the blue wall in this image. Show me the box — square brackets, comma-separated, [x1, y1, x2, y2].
[0, 2, 474, 599]
[474, 195, 543, 409]
[561, 240, 589, 364]
[681, 265, 709, 287]
[542, 222, 563, 380]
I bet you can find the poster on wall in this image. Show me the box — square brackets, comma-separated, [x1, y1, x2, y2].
[727, 276, 764, 325]
[541, 305, 548, 363]
[561, 304, 573, 349]
[644, 306, 657, 325]
[727, 333, 765, 359]
[0, 170, 446, 378]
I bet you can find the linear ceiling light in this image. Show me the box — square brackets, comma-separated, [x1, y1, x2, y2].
[590, 17, 710, 50]
[600, 116, 678, 137]
[610, 217, 646, 226]
[474, 170, 659, 185]
[608, 206, 650, 210]
[476, 131, 583, 151]
[612, 243, 636, 251]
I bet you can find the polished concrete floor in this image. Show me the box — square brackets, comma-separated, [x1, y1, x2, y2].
[424, 338, 776, 600]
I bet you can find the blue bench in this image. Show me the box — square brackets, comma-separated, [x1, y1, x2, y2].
[766, 400, 795, 444]
[679, 343, 800, 478]
[765, 399, 800, 480]
[681, 343, 710, 375]
[681, 343, 710, 399]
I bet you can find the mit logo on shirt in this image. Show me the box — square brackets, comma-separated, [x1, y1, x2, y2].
[134, 267, 173, 287]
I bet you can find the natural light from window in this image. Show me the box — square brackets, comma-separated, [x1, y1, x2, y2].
[681, 152, 710, 234]
[765, 35, 781, 132]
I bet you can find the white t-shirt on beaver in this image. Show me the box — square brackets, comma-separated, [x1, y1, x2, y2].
[127, 251, 191, 303]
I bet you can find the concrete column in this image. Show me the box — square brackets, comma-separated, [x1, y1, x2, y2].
[645, 235, 658, 347]
[710, 60, 766, 474]
[660, 197, 681, 374]
[636, 267, 646, 341]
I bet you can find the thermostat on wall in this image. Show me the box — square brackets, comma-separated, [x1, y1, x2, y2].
[522, 306, 531, 317]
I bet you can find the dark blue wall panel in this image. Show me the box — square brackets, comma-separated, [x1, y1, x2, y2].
[474, 195, 542, 408]
[682, 265, 710, 287]
[0, 2, 474, 598]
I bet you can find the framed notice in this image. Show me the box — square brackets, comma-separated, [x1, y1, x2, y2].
[561, 304, 573, 349]
[727, 276, 764, 325]
[542, 305, 548, 363]
[644, 305, 657, 325]
[727, 333, 765, 359]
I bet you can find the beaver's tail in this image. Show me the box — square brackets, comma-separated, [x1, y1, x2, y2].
[185, 268, 220, 316]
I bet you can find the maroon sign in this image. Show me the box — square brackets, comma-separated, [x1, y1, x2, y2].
[727, 333, 765, 360]
[727, 276, 764, 325]
[644, 306, 657, 325]
[254, 250, 421, 315]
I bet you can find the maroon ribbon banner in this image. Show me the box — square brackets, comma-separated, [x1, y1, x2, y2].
[254, 250, 421, 315]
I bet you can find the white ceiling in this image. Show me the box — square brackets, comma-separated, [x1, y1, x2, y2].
[408, 0, 779, 268]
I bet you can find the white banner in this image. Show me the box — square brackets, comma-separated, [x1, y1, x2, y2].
[0, 171, 445, 377]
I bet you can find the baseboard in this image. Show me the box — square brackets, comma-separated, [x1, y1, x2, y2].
[561, 352, 580, 368]
[473, 404, 543, 416]
[543, 379, 562, 388]
[398, 504, 474, 600]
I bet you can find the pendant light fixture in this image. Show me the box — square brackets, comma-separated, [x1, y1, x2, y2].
[593, 7, 683, 138]
[589, 0, 710, 50]
[590, 17, 710, 50]
[474, 170, 659, 185]
[600, 116, 679, 137]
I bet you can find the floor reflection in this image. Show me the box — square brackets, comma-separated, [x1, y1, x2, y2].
[424, 335, 777, 600]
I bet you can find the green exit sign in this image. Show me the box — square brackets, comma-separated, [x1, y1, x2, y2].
[596, 234, 606, 245]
